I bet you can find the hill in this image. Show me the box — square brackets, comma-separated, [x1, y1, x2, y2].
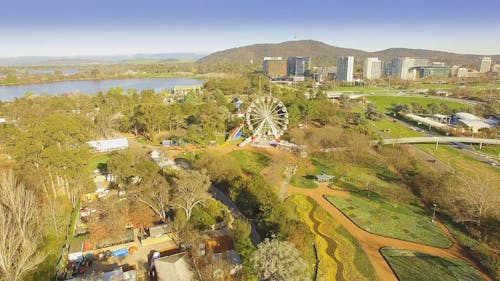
[198, 40, 500, 67]
[0, 53, 205, 66]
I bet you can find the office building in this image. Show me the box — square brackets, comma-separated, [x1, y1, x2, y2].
[478, 57, 492, 73]
[457, 68, 469, 78]
[390, 57, 429, 80]
[493, 64, 500, 73]
[313, 66, 336, 82]
[414, 66, 451, 78]
[363, 57, 383, 79]
[263, 57, 287, 79]
[287, 57, 311, 77]
[431, 62, 446, 67]
[336, 56, 354, 82]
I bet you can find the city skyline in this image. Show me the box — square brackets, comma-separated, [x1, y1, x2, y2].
[1, 0, 500, 57]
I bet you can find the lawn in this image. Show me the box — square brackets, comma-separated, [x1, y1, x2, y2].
[366, 95, 470, 112]
[411, 83, 457, 90]
[380, 247, 485, 281]
[290, 157, 337, 189]
[472, 144, 500, 157]
[87, 154, 109, 173]
[229, 150, 271, 174]
[371, 119, 423, 138]
[417, 143, 500, 177]
[326, 193, 452, 248]
[288, 195, 379, 281]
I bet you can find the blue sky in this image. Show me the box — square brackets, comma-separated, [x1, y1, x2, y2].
[1, 0, 499, 57]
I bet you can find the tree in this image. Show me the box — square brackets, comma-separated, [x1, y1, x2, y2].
[365, 103, 383, 121]
[250, 238, 308, 281]
[133, 173, 172, 223]
[457, 175, 499, 236]
[172, 169, 212, 221]
[195, 151, 241, 183]
[0, 170, 46, 281]
[106, 151, 137, 188]
[232, 219, 255, 259]
[87, 196, 130, 246]
[339, 93, 351, 108]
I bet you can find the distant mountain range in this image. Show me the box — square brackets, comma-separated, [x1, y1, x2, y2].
[0, 53, 205, 66]
[198, 40, 500, 67]
[2, 41, 498, 67]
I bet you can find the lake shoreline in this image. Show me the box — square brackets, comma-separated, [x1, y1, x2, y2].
[0, 77, 204, 101]
[0, 72, 204, 87]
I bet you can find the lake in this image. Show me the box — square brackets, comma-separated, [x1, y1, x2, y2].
[0, 77, 204, 101]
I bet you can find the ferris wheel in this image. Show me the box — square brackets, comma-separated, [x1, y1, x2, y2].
[245, 96, 289, 141]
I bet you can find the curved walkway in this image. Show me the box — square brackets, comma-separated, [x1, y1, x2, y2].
[287, 184, 492, 281]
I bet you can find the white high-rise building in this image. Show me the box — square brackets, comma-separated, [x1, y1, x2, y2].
[363, 57, 383, 80]
[478, 57, 492, 73]
[337, 56, 354, 82]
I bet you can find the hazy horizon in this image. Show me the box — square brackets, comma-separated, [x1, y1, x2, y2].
[2, 0, 499, 57]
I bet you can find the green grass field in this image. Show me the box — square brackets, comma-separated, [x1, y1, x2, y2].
[326, 193, 452, 248]
[410, 83, 457, 90]
[367, 95, 470, 112]
[472, 144, 500, 157]
[371, 119, 423, 138]
[380, 248, 485, 281]
[229, 150, 271, 174]
[417, 143, 500, 177]
[288, 195, 379, 281]
[87, 154, 109, 173]
[290, 157, 337, 189]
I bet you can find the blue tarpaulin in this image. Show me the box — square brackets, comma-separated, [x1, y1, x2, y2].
[113, 248, 129, 257]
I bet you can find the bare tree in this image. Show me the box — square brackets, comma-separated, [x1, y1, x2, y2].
[0, 170, 46, 281]
[459, 175, 500, 231]
[132, 173, 171, 223]
[172, 169, 211, 221]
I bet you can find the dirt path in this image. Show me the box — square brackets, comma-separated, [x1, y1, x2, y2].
[287, 184, 492, 281]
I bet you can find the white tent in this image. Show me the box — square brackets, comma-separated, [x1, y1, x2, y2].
[87, 138, 129, 152]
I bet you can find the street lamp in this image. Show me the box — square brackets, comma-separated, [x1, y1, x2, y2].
[431, 203, 437, 223]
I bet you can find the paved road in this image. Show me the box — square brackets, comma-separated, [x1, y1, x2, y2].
[373, 136, 500, 145]
[286, 184, 493, 281]
[210, 186, 261, 247]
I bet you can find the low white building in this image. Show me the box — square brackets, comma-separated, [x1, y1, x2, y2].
[405, 114, 448, 128]
[452, 112, 492, 132]
[87, 138, 129, 152]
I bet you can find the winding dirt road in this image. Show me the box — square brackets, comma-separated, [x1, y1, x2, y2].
[287, 184, 492, 281]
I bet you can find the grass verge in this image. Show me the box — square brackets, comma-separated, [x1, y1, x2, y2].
[229, 150, 271, 174]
